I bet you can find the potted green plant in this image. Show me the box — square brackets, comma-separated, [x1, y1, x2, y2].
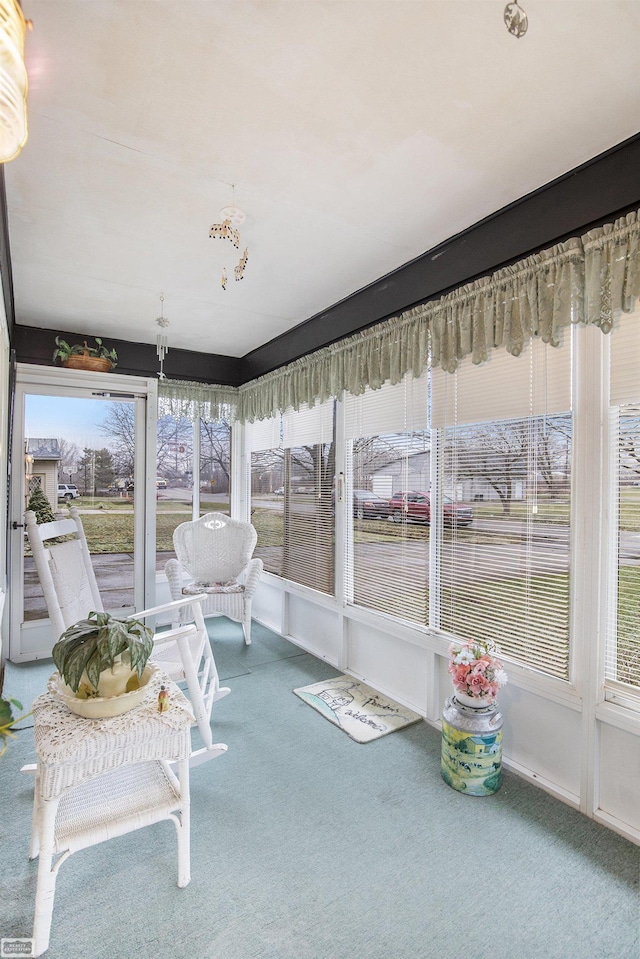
[52, 336, 118, 372]
[51, 610, 155, 717]
[0, 695, 31, 758]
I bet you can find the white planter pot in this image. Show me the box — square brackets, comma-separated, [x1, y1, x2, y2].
[51, 663, 159, 718]
[453, 690, 496, 709]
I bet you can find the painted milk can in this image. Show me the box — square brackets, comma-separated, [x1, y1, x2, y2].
[441, 696, 503, 796]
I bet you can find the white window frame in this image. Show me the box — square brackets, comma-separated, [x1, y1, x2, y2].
[8, 364, 158, 663]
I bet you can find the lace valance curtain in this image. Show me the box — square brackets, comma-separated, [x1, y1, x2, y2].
[160, 206, 640, 423]
[583, 209, 640, 332]
[158, 379, 238, 422]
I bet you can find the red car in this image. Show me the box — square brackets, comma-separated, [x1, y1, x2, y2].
[388, 491, 473, 526]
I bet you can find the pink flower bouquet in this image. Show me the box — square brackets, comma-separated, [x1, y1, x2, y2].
[448, 639, 508, 705]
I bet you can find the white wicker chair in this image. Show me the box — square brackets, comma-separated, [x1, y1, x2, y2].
[25, 506, 229, 766]
[165, 513, 263, 645]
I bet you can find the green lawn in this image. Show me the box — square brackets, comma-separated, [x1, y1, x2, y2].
[470, 487, 640, 532]
[617, 567, 640, 686]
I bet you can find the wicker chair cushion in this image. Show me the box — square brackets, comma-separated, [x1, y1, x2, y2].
[182, 581, 245, 594]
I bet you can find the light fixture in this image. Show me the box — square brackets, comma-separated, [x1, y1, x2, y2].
[0, 0, 31, 162]
[155, 294, 169, 379]
[209, 191, 250, 290]
[504, 2, 528, 38]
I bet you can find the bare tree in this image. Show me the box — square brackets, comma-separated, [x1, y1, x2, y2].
[445, 415, 572, 515]
[99, 404, 136, 478]
[158, 414, 193, 483]
[447, 422, 528, 516]
[56, 437, 80, 483]
[200, 419, 231, 492]
[99, 404, 193, 481]
[352, 431, 430, 488]
[533, 416, 572, 498]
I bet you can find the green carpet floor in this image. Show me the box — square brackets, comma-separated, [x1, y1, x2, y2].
[1, 618, 638, 959]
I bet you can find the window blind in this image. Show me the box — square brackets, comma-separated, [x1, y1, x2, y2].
[432, 337, 573, 679]
[283, 401, 334, 447]
[431, 335, 572, 427]
[248, 414, 284, 576]
[249, 401, 335, 595]
[345, 373, 430, 625]
[246, 413, 282, 453]
[606, 307, 640, 690]
[345, 371, 427, 439]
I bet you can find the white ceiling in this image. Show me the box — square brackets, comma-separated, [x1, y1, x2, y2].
[5, 0, 640, 359]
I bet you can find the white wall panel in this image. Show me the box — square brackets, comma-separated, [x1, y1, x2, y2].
[495, 684, 582, 798]
[253, 579, 285, 634]
[346, 620, 429, 714]
[599, 723, 640, 833]
[287, 595, 341, 664]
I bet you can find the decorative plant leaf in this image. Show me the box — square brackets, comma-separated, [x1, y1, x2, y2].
[52, 610, 153, 693]
[84, 645, 106, 691]
[0, 697, 16, 728]
[1, 696, 31, 757]
[125, 618, 154, 675]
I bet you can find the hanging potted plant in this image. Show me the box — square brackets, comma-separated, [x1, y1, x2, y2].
[52, 336, 118, 372]
[50, 610, 156, 718]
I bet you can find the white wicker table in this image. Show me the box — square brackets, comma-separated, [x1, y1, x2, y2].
[29, 671, 195, 957]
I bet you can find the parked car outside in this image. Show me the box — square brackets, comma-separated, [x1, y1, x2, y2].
[388, 491, 473, 526]
[57, 484, 80, 501]
[352, 489, 391, 520]
[156, 477, 167, 489]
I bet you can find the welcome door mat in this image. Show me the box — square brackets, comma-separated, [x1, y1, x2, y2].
[293, 675, 422, 743]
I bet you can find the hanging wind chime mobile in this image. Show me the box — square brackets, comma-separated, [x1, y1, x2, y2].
[209, 199, 249, 290]
[155, 294, 169, 379]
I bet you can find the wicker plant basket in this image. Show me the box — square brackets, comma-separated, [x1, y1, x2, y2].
[62, 353, 113, 372]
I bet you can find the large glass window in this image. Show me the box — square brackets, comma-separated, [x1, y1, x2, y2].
[156, 400, 231, 570]
[345, 374, 430, 624]
[341, 341, 573, 680]
[199, 418, 231, 516]
[155, 406, 194, 570]
[606, 309, 640, 693]
[432, 340, 573, 680]
[248, 402, 335, 595]
[436, 414, 572, 678]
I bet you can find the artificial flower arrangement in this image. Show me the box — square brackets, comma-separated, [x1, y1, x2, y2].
[448, 638, 508, 705]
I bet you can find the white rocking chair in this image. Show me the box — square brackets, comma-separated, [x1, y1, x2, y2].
[165, 513, 263, 645]
[25, 506, 229, 766]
